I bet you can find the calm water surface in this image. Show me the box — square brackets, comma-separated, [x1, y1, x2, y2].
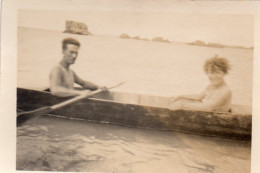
[18, 27, 253, 106]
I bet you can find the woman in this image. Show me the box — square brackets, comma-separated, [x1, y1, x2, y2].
[169, 55, 232, 112]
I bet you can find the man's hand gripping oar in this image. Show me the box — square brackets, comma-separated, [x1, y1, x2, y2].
[17, 81, 126, 126]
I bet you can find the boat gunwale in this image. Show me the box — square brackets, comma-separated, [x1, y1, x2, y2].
[17, 87, 251, 116]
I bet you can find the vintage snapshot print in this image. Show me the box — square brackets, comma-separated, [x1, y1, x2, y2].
[1, 1, 260, 173]
[16, 9, 253, 173]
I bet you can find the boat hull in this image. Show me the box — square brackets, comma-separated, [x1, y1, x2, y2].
[17, 88, 252, 140]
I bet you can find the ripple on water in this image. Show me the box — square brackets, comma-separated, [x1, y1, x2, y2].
[17, 116, 251, 173]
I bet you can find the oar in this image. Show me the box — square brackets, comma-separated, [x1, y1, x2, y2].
[17, 81, 125, 126]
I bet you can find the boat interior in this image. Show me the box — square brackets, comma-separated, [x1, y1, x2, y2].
[42, 88, 252, 115]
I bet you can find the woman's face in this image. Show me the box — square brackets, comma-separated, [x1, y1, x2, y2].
[206, 67, 225, 86]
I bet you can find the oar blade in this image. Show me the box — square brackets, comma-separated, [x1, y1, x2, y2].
[17, 107, 52, 126]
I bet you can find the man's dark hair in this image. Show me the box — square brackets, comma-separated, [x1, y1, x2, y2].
[62, 38, 81, 50]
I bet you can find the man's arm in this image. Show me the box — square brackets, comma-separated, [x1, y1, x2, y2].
[73, 71, 99, 90]
[50, 67, 85, 97]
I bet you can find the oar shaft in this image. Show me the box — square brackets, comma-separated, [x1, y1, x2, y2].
[50, 81, 125, 110]
[17, 81, 125, 126]
[51, 88, 103, 110]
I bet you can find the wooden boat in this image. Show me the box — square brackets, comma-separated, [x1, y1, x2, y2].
[17, 88, 252, 140]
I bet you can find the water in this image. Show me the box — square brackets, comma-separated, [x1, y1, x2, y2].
[17, 27, 252, 172]
[17, 116, 251, 173]
[18, 27, 253, 106]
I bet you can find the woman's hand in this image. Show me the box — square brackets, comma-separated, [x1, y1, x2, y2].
[170, 96, 181, 103]
[169, 100, 184, 110]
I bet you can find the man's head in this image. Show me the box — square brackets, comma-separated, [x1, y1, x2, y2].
[62, 38, 81, 64]
[204, 55, 231, 86]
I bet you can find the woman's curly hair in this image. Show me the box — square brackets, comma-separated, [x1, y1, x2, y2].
[204, 55, 231, 74]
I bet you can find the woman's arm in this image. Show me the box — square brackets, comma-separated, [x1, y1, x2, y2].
[175, 93, 205, 101]
[171, 90, 206, 103]
[175, 89, 232, 111]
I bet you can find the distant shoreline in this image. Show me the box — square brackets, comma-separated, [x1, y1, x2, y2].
[187, 40, 253, 50]
[119, 32, 253, 50]
[18, 27, 253, 50]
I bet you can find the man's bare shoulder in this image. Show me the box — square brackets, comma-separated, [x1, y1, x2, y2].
[51, 65, 62, 71]
[50, 65, 64, 76]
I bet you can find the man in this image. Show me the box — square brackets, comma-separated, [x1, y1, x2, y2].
[49, 37, 105, 97]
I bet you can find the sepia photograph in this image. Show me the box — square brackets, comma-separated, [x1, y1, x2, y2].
[1, 1, 260, 173]
[16, 9, 253, 172]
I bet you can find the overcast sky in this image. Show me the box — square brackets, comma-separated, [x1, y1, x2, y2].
[18, 10, 254, 47]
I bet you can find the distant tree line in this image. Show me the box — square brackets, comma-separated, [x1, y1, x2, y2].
[119, 34, 253, 49]
[188, 40, 253, 50]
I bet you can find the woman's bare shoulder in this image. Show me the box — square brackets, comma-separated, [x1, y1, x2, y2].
[204, 84, 232, 97]
[222, 85, 232, 93]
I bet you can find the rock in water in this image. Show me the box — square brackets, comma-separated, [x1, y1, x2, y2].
[63, 20, 93, 35]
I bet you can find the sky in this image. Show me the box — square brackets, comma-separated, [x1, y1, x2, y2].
[18, 10, 254, 47]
